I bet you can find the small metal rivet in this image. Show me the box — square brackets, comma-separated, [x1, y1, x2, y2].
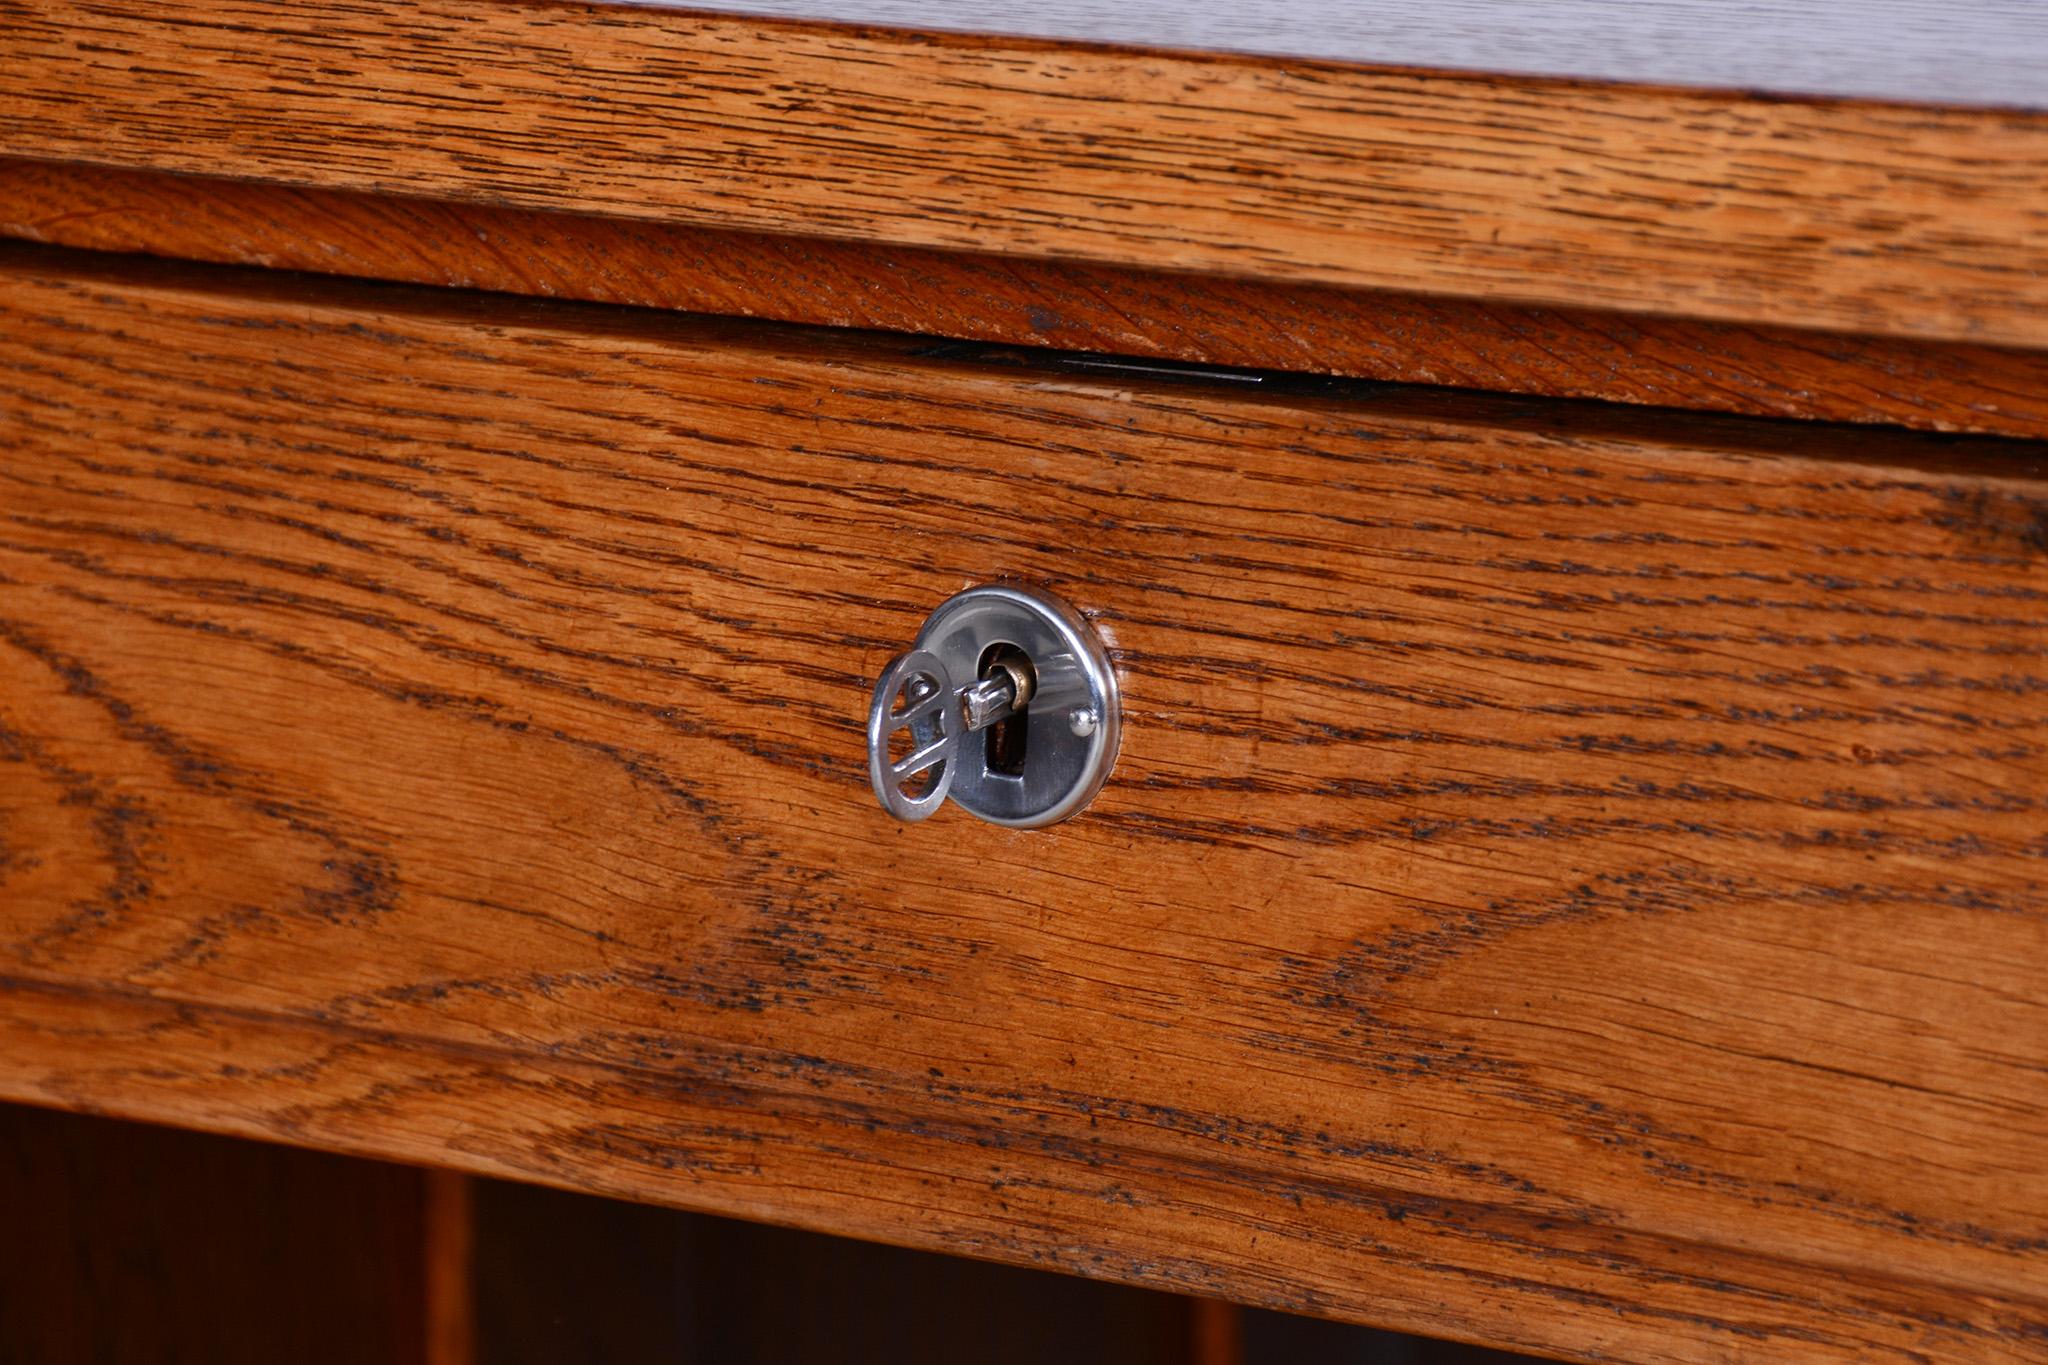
[1067, 706, 1098, 737]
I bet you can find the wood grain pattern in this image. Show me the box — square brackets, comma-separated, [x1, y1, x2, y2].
[4, 0, 2048, 346]
[651, 0, 2048, 108]
[9, 158, 2048, 442]
[1, 244, 2045, 1362]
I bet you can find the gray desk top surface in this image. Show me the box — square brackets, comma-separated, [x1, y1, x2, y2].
[635, 1, 2047, 109]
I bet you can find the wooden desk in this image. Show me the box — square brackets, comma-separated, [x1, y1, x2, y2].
[1, 4, 2043, 1360]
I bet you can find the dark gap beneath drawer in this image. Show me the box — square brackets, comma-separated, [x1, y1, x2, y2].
[0, 1102, 1546, 1365]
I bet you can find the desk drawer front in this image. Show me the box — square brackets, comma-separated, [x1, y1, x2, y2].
[1, 247, 2043, 1363]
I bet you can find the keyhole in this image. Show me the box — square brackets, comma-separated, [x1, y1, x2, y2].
[978, 643, 1032, 777]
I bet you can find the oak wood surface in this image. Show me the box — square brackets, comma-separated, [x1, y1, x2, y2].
[4, 0, 2048, 347]
[1, 244, 2045, 1362]
[9, 159, 2048, 443]
[649, 0, 2048, 108]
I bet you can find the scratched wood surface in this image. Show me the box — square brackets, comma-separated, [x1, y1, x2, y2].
[4, 0, 2048, 347]
[1, 244, 2045, 1362]
[8, 159, 2048, 443]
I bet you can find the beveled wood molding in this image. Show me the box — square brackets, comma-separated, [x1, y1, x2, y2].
[4, 243, 2044, 1363]
[8, 157, 2048, 441]
[2, 0, 2046, 346]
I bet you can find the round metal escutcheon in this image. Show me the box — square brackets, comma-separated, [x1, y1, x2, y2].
[909, 582, 1119, 829]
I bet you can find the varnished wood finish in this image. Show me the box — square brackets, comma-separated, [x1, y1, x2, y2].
[8, 158, 2048, 441]
[4, 1, 2048, 346]
[1, 245, 2045, 1362]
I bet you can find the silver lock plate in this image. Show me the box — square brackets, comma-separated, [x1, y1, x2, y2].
[867, 583, 1118, 828]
